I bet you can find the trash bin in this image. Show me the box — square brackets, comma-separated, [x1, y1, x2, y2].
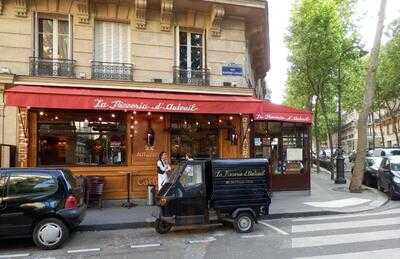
[147, 185, 155, 206]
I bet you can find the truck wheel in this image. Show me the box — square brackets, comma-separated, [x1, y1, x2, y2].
[33, 218, 69, 250]
[233, 212, 254, 233]
[389, 185, 399, 200]
[155, 219, 172, 234]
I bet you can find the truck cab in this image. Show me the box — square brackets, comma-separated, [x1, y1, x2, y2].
[155, 159, 271, 234]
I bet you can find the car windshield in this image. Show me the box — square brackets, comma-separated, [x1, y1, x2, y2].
[368, 157, 383, 170]
[390, 150, 400, 156]
[391, 163, 400, 171]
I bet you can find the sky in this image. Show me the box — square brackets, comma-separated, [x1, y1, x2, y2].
[267, 0, 400, 104]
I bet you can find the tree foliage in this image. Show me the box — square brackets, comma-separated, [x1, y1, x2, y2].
[285, 0, 364, 154]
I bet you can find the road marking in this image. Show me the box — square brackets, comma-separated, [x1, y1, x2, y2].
[240, 234, 265, 239]
[67, 248, 101, 254]
[293, 248, 400, 259]
[303, 198, 371, 208]
[0, 254, 30, 258]
[130, 243, 161, 249]
[212, 232, 225, 237]
[259, 221, 290, 235]
[292, 208, 400, 222]
[187, 237, 216, 244]
[292, 216, 400, 233]
[292, 229, 400, 248]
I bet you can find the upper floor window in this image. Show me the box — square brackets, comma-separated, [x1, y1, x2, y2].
[93, 21, 133, 80]
[174, 29, 209, 86]
[31, 15, 74, 77]
[38, 18, 70, 59]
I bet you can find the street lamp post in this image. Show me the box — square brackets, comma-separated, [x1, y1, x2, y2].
[335, 76, 346, 184]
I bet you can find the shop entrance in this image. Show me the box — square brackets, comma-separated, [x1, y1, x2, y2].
[170, 115, 219, 164]
[253, 121, 311, 191]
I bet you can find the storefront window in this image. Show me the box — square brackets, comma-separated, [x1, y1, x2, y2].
[254, 122, 308, 175]
[170, 115, 219, 164]
[37, 110, 126, 166]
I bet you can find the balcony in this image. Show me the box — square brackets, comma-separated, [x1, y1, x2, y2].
[173, 67, 210, 86]
[91, 61, 134, 81]
[29, 57, 75, 77]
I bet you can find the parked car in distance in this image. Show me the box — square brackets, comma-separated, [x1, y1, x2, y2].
[359, 157, 383, 187]
[372, 148, 400, 157]
[0, 168, 86, 250]
[377, 156, 400, 200]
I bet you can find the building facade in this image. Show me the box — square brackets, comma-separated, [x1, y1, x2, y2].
[0, 0, 272, 198]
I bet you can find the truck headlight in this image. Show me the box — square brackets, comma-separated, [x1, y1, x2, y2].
[159, 197, 168, 206]
[393, 177, 400, 184]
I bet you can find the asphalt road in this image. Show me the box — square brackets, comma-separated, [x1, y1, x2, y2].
[1, 200, 400, 259]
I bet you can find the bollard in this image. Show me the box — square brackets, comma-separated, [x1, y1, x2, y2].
[147, 185, 155, 206]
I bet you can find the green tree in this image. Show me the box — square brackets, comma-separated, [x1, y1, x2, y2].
[350, 0, 387, 192]
[285, 0, 362, 173]
[375, 23, 400, 146]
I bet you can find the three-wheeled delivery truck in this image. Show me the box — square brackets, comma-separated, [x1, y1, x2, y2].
[154, 159, 271, 233]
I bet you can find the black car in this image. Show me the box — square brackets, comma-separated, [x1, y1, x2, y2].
[377, 156, 400, 200]
[155, 159, 271, 234]
[0, 168, 86, 250]
[363, 157, 383, 187]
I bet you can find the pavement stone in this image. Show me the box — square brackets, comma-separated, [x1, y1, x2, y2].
[78, 166, 389, 231]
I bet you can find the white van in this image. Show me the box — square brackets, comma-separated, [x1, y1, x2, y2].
[372, 148, 400, 157]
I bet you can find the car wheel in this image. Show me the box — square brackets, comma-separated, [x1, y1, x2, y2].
[33, 218, 69, 250]
[377, 179, 384, 192]
[155, 219, 172, 234]
[233, 212, 254, 233]
[389, 185, 399, 200]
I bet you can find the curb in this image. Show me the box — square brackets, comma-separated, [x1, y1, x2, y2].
[77, 211, 345, 232]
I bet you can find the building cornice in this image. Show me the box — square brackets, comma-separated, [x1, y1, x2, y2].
[202, 0, 266, 9]
[13, 76, 255, 96]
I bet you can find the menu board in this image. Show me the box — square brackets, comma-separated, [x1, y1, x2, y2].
[287, 148, 303, 161]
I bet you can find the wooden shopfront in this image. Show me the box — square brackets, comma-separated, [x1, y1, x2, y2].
[252, 102, 313, 192]
[6, 85, 259, 199]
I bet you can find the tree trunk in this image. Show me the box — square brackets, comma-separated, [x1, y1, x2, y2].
[392, 116, 399, 146]
[372, 112, 376, 149]
[378, 109, 385, 147]
[350, 0, 387, 192]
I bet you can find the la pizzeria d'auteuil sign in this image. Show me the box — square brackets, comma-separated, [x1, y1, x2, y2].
[94, 98, 198, 112]
[214, 168, 265, 178]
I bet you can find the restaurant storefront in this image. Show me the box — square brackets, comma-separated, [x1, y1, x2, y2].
[5, 85, 312, 198]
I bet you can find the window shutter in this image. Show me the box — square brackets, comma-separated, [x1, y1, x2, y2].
[94, 21, 130, 63]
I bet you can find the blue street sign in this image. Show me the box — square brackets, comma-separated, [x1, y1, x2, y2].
[222, 64, 243, 76]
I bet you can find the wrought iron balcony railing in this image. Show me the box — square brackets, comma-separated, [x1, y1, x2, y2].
[91, 61, 134, 81]
[29, 57, 75, 77]
[173, 66, 210, 86]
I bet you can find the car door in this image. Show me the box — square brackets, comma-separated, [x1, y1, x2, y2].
[380, 159, 391, 189]
[0, 171, 8, 237]
[1, 171, 59, 237]
[176, 161, 207, 225]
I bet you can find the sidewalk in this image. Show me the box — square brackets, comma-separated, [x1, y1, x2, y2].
[79, 167, 388, 231]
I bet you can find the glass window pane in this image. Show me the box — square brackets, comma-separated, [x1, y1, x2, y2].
[179, 31, 187, 46]
[0, 173, 7, 197]
[180, 164, 203, 188]
[191, 33, 202, 47]
[39, 33, 53, 59]
[191, 47, 202, 70]
[37, 111, 126, 166]
[7, 173, 58, 196]
[179, 46, 187, 69]
[58, 35, 69, 59]
[58, 20, 69, 35]
[39, 19, 53, 33]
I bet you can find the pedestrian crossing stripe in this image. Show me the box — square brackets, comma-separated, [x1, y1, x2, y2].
[292, 208, 400, 222]
[292, 228, 400, 248]
[292, 216, 400, 233]
[293, 247, 400, 259]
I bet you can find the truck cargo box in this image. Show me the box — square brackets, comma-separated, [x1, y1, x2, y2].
[210, 159, 270, 215]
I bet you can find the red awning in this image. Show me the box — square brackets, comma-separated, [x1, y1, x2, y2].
[5, 85, 262, 114]
[254, 101, 313, 124]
